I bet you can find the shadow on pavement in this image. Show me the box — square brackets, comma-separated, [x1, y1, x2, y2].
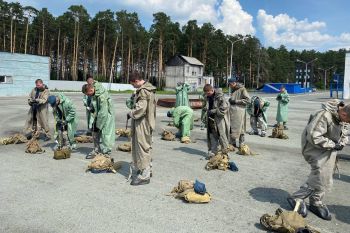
[328, 204, 350, 224]
[249, 187, 290, 210]
[115, 161, 131, 179]
[173, 146, 207, 158]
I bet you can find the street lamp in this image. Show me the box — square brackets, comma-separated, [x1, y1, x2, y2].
[296, 58, 318, 93]
[145, 38, 153, 80]
[318, 66, 335, 91]
[227, 36, 247, 93]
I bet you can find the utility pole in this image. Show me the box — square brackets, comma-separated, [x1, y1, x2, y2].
[226, 36, 247, 94]
[318, 66, 335, 91]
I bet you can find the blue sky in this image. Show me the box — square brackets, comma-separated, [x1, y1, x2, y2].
[11, 0, 350, 51]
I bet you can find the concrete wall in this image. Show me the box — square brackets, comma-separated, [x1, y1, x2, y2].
[49, 80, 135, 92]
[344, 52, 350, 99]
[0, 52, 50, 96]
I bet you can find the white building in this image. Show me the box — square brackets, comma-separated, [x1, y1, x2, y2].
[165, 55, 214, 91]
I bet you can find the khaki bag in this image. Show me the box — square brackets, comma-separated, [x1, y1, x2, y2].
[269, 125, 289, 139]
[86, 154, 121, 173]
[205, 152, 229, 171]
[115, 128, 131, 137]
[237, 144, 257, 156]
[0, 133, 28, 145]
[75, 135, 93, 143]
[25, 139, 45, 154]
[54, 147, 71, 160]
[260, 208, 320, 233]
[171, 180, 194, 194]
[162, 130, 176, 141]
[118, 142, 131, 152]
[184, 191, 211, 203]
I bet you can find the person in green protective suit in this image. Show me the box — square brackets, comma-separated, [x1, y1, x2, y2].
[167, 106, 194, 143]
[275, 86, 290, 130]
[83, 75, 94, 135]
[175, 82, 191, 107]
[82, 81, 115, 158]
[47, 94, 77, 150]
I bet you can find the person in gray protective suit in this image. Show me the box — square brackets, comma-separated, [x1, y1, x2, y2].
[287, 100, 350, 221]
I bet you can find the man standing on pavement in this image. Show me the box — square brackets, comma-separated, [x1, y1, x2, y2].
[48, 94, 77, 150]
[275, 86, 290, 130]
[82, 81, 115, 158]
[127, 72, 156, 186]
[203, 84, 230, 158]
[287, 100, 350, 221]
[83, 75, 94, 136]
[24, 79, 51, 140]
[228, 77, 250, 148]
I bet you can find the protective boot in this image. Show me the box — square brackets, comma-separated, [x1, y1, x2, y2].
[131, 166, 151, 186]
[287, 197, 308, 217]
[86, 149, 98, 159]
[259, 130, 266, 137]
[309, 204, 332, 221]
[43, 131, 51, 141]
[239, 134, 245, 147]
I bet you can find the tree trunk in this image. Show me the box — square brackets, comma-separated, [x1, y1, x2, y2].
[92, 36, 96, 75]
[57, 28, 60, 80]
[41, 22, 45, 55]
[13, 23, 16, 53]
[61, 37, 66, 80]
[126, 37, 132, 83]
[3, 22, 5, 51]
[83, 48, 88, 79]
[10, 18, 13, 53]
[74, 22, 80, 81]
[121, 30, 124, 82]
[72, 21, 77, 80]
[96, 22, 99, 77]
[24, 19, 29, 54]
[158, 33, 163, 89]
[109, 36, 118, 87]
[102, 25, 106, 78]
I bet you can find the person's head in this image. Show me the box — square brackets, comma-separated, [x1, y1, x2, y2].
[48, 95, 59, 107]
[35, 79, 44, 89]
[82, 84, 95, 96]
[203, 84, 214, 97]
[338, 103, 350, 123]
[86, 75, 94, 85]
[129, 71, 145, 88]
[280, 86, 286, 93]
[228, 78, 237, 89]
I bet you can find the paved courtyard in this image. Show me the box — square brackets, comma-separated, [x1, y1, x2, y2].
[0, 91, 350, 233]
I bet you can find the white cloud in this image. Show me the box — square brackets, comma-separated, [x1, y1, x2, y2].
[215, 0, 255, 35]
[257, 9, 350, 50]
[116, 0, 255, 35]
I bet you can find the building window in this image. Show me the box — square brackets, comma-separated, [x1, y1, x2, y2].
[186, 66, 189, 74]
[0, 75, 13, 84]
[198, 78, 202, 85]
